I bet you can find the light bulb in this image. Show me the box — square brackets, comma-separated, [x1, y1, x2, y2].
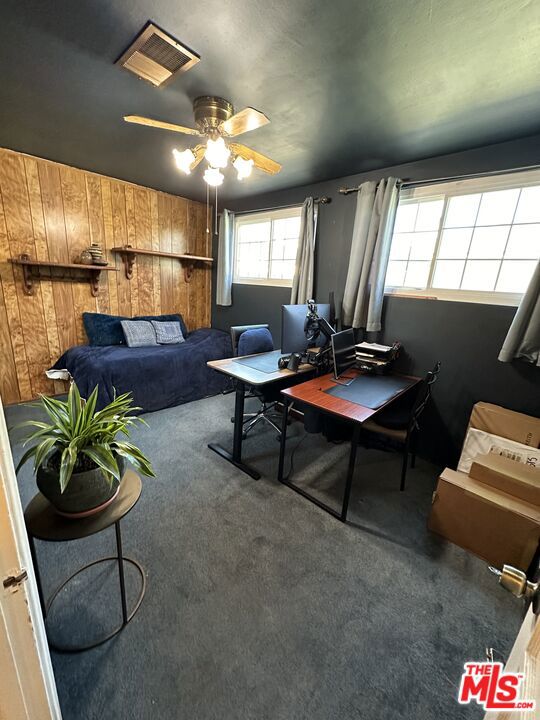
[172, 148, 196, 174]
[204, 137, 230, 169]
[233, 156, 254, 180]
[203, 167, 224, 187]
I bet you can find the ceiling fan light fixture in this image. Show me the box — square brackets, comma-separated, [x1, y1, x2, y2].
[173, 147, 196, 174]
[204, 137, 230, 169]
[203, 167, 224, 187]
[233, 156, 254, 180]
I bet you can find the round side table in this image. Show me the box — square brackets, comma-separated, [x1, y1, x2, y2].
[25, 470, 145, 653]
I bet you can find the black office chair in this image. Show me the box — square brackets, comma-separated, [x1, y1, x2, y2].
[230, 324, 283, 438]
[361, 361, 441, 491]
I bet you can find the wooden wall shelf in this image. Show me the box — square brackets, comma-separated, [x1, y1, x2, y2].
[9, 254, 117, 297]
[111, 245, 213, 283]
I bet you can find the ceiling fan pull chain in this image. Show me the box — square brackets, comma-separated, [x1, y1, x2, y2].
[206, 183, 210, 235]
[215, 185, 218, 235]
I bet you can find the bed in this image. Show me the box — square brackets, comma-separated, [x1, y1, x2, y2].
[51, 327, 232, 413]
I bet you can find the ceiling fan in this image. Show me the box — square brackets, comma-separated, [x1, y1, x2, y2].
[124, 96, 281, 187]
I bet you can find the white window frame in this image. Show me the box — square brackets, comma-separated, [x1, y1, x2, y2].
[233, 206, 302, 288]
[384, 169, 540, 307]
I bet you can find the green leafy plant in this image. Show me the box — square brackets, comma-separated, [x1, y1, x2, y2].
[14, 383, 155, 492]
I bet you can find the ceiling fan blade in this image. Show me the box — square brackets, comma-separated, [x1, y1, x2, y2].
[230, 143, 281, 174]
[124, 115, 200, 136]
[221, 108, 270, 137]
[190, 144, 206, 170]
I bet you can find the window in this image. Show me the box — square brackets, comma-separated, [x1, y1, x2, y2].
[385, 170, 540, 305]
[233, 207, 302, 286]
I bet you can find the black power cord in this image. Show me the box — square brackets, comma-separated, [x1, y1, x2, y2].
[282, 430, 308, 482]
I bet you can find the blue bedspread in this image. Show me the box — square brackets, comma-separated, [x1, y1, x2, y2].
[52, 328, 232, 412]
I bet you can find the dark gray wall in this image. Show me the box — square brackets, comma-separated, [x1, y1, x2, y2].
[381, 296, 538, 465]
[212, 135, 540, 466]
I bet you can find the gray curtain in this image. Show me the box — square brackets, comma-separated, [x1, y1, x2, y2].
[342, 177, 399, 331]
[291, 197, 317, 304]
[216, 209, 235, 306]
[499, 259, 540, 365]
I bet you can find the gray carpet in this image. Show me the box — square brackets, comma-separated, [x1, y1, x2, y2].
[7, 394, 521, 720]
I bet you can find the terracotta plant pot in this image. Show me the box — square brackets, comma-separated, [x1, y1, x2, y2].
[37, 455, 125, 518]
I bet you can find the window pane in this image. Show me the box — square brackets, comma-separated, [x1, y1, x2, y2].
[238, 259, 267, 278]
[409, 232, 438, 260]
[238, 221, 270, 243]
[437, 228, 472, 258]
[444, 194, 481, 228]
[432, 260, 465, 289]
[505, 224, 540, 259]
[394, 203, 418, 233]
[404, 261, 430, 288]
[496, 260, 538, 293]
[234, 210, 302, 284]
[475, 189, 520, 226]
[238, 256, 268, 278]
[415, 199, 444, 231]
[386, 261, 407, 286]
[389, 233, 413, 260]
[461, 260, 500, 291]
[468, 226, 509, 259]
[514, 186, 540, 223]
[273, 216, 301, 239]
[390, 177, 540, 299]
[236, 219, 270, 279]
[271, 236, 298, 260]
[270, 259, 296, 280]
[237, 242, 265, 277]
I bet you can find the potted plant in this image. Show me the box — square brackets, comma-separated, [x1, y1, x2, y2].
[15, 382, 155, 517]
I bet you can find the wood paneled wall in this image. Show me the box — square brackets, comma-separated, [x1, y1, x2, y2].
[0, 147, 211, 405]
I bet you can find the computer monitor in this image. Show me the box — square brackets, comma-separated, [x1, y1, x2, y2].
[281, 303, 331, 354]
[331, 328, 356, 385]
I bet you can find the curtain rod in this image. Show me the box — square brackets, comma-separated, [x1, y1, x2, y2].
[338, 163, 540, 195]
[338, 181, 405, 195]
[236, 196, 331, 215]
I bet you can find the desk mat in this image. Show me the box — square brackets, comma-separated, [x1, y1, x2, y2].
[324, 374, 414, 409]
[233, 350, 282, 373]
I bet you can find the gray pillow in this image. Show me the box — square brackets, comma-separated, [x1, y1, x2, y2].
[120, 320, 157, 347]
[151, 320, 185, 345]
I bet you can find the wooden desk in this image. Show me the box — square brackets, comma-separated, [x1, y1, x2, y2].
[207, 351, 313, 480]
[278, 370, 421, 522]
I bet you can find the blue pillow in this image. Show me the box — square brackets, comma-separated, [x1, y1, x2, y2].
[238, 327, 274, 356]
[83, 312, 187, 346]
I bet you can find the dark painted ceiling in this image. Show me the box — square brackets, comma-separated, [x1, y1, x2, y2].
[2, 0, 540, 202]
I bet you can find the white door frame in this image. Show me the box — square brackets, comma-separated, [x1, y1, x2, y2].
[0, 394, 61, 719]
[485, 606, 540, 719]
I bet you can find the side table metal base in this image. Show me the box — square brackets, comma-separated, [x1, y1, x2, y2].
[25, 473, 145, 654]
[45, 555, 146, 653]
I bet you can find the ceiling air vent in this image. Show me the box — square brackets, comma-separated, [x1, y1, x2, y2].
[116, 22, 200, 87]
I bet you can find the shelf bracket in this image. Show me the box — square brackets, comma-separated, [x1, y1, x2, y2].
[19, 254, 34, 295]
[90, 270, 101, 297]
[183, 254, 195, 283]
[119, 245, 136, 280]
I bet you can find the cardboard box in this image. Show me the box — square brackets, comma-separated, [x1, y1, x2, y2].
[469, 402, 540, 449]
[470, 453, 540, 506]
[458, 428, 540, 474]
[428, 468, 540, 570]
